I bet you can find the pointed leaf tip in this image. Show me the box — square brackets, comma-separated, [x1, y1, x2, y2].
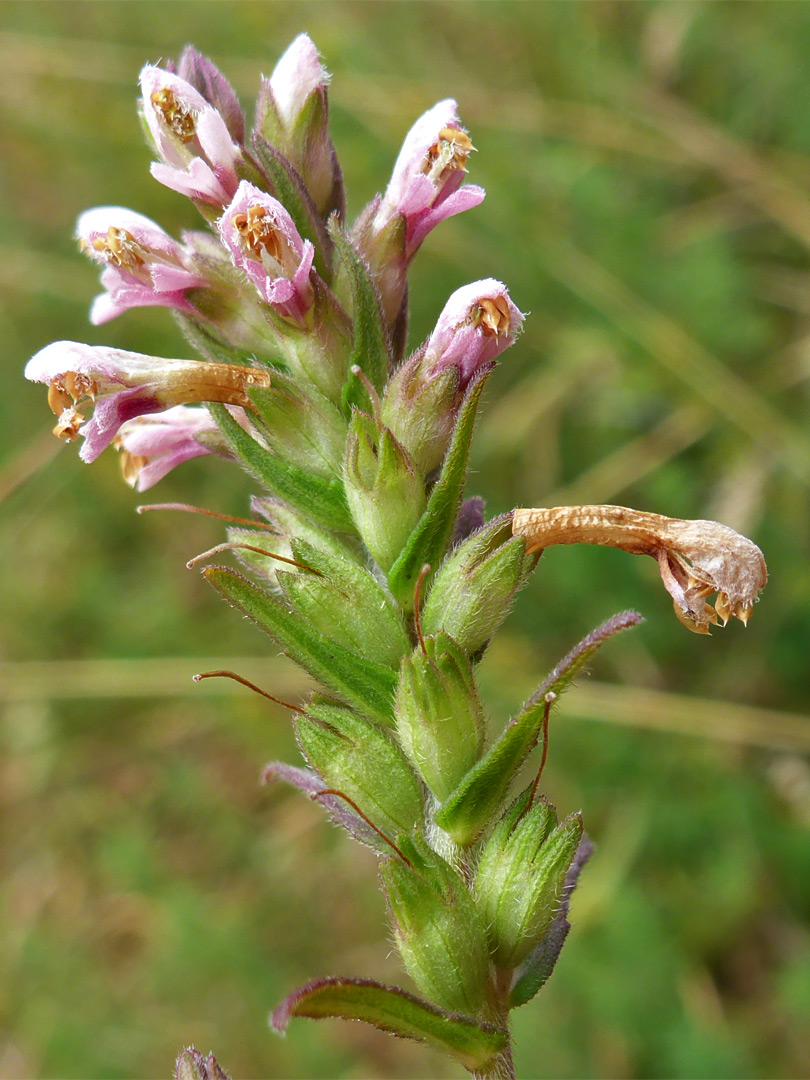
[270, 977, 507, 1071]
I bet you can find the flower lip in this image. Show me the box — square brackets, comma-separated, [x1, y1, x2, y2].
[512, 504, 768, 633]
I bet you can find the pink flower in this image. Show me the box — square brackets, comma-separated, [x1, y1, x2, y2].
[422, 279, 524, 388]
[218, 181, 315, 325]
[373, 100, 485, 257]
[115, 405, 222, 490]
[77, 206, 207, 324]
[25, 341, 270, 463]
[140, 66, 241, 205]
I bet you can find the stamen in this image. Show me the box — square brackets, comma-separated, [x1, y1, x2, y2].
[423, 126, 474, 182]
[47, 378, 72, 416]
[232, 206, 283, 265]
[136, 502, 279, 532]
[91, 227, 147, 271]
[151, 87, 196, 141]
[313, 789, 414, 868]
[186, 540, 322, 574]
[118, 449, 150, 487]
[193, 669, 303, 712]
[476, 295, 511, 337]
[52, 407, 84, 442]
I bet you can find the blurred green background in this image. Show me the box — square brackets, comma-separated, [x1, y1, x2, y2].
[2, 2, 810, 1077]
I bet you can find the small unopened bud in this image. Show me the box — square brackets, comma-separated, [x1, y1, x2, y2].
[394, 632, 485, 801]
[475, 790, 583, 970]
[381, 833, 490, 1014]
[512, 505, 768, 633]
[344, 412, 426, 571]
[421, 514, 537, 656]
[256, 33, 342, 216]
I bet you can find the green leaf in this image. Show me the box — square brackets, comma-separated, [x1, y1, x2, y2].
[435, 611, 643, 844]
[209, 403, 354, 533]
[270, 977, 508, 1072]
[387, 367, 492, 614]
[203, 566, 397, 725]
[251, 135, 334, 281]
[328, 217, 391, 408]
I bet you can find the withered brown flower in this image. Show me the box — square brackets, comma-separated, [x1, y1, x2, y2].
[512, 505, 768, 634]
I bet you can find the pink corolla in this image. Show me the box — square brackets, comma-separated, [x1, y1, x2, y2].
[77, 206, 207, 324]
[219, 181, 315, 325]
[140, 66, 242, 205]
[421, 278, 524, 388]
[25, 341, 270, 463]
[115, 405, 224, 490]
[373, 100, 485, 258]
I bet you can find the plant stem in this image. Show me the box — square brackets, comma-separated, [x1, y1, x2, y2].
[472, 973, 515, 1080]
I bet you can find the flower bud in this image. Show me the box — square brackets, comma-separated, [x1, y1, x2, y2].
[140, 65, 242, 206]
[294, 703, 424, 841]
[382, 280, 524, 476]
[256, 33, 342, 217]
[394, 632, 484, 802]
[175, 1047, 231, 1080]
[421, 515, 537, 656]
[343, 412, 426, 571]
[25, 340, 270, 462]
[475, 790, 583, 970]
[77, 207, 208, 324]
[381, 833, 490, 1014]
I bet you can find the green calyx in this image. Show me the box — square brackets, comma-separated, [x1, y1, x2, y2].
[475, 789, 583, 970]
[381, 833, 490, 1015]
[295, 702, 424, 842]
[421, 514, 539, 657]
[344, 411, 426, 571]
[394, 632, 485, 802]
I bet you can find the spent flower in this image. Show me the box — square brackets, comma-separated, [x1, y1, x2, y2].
[512, 504, 768, 633]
